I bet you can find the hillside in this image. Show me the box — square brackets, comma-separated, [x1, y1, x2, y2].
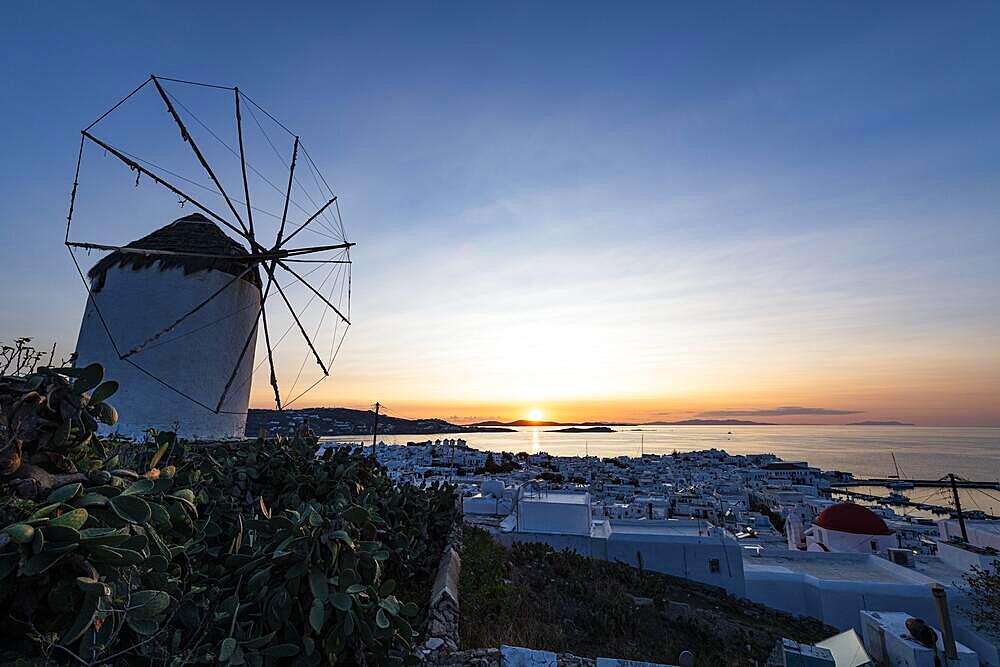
[460, 527, 834, 666]
[246, 407, 515, 437]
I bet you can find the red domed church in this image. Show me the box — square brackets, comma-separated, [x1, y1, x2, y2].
[804, 502, 898, 555]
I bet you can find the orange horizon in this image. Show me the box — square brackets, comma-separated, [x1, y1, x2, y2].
[246, 394, 1000, 428]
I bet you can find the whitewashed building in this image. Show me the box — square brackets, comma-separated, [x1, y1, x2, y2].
[75, 214, 261, 439]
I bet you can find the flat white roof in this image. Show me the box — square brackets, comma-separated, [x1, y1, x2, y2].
[745, 551, 934, 584]
[609, 520, 717, 537]
[520, 493, 589, 505]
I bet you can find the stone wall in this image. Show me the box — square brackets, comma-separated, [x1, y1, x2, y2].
[422, 497, 465, 661]
[429, 648, 600, 667]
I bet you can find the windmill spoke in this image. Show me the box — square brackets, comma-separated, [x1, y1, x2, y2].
[151, 76, 250, 239]
[81, 132, 251, 246]
[282, 242, 356, 257]
[262, 263, 329, 376]
[276, 259, 351, 325]
[281, 258, 352, 264]
[235, 87, 256, 244]
[66, 134, 85, 244]
[276, 136, 299, 246]
[259, 272, 282, 410]
[66, 241, 257, 262]
[68, 76, 353, 419]
[215, 273, 272, 412]
[64, 240, 351, 263]
[279, 196, 338, 248]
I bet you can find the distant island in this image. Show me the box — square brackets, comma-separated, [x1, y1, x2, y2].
[647, 419, 776, 426]
[549, 426, 616, 433]
[246, 410, 910, 437]
[469, 420, 624, 427]
[468, 418, 773, 427]
[847, 420, 916, 426]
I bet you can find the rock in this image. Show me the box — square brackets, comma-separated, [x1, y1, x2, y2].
[425, 637, 445, 651]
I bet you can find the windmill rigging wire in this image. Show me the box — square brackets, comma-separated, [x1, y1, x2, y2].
[239, 90, 297, 137]
[282, 322, 351, 409]
[84, 77, 153, 132]
[224, 258, 345, 398]
[288, 261, 342, 396]
[131, 262, 330, 355]
[155, 76, 235, 91]
[164, 86, 340, 242]
[300, 143, 346, 239]
[165, 88, 342, 241]
[242, 99, 343, 240]
[111, 145, 292, 227]
[282, 263, 351, 409]
[68, 76, 352, 415]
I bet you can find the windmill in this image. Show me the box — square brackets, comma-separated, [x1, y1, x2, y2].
[66, 75, 353, 439]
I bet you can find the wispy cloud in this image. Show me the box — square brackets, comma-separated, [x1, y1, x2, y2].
[697, 406, 864, 417]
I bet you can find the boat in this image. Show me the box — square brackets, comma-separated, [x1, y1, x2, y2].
[887, 453, 914, 489]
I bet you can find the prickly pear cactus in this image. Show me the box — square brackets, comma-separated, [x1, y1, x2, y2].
[1, 363, 120, 499]
[1, 393, 460, 664]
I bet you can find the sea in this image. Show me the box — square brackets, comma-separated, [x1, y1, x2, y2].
[330, 425, 1000, 517]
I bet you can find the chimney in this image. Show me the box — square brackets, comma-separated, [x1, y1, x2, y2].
[930, 584, 959, 662]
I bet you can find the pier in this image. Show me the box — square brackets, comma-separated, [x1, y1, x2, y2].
[829, 487, 999, 520]
[831, 478, 1000, 490]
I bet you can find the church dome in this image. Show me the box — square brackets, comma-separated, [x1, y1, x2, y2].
[814, 502, 893, 536]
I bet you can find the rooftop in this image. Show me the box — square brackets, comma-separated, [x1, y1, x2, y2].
[520, 491, 589, 505]
[88, 213, 260, 292]
[609, 519, 721, 538]
[745, 551, 933, 584]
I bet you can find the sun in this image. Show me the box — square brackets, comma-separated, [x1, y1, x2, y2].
[526, 408, 545, 422]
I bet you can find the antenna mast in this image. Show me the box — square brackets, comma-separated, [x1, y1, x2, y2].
[948, 473, 969, 542]
[371, 402, 380, 459]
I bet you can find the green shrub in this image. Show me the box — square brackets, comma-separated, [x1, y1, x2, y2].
[1, 368, 459, 665]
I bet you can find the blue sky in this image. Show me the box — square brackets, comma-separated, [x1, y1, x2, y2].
[2, 3, 999, 424]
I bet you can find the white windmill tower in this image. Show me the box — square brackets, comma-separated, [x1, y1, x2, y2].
[66, 76, 353, 440]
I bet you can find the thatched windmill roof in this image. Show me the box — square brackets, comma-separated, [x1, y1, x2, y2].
[88, 214, 262, 292]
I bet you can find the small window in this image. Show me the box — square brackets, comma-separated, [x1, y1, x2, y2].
[870, 541, 878, 553]
[709, 558, 721, 573]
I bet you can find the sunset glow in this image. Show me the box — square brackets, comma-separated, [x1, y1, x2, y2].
[3, 5, 1000, 428]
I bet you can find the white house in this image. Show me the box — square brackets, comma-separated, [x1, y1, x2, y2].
[498, 490, 746, 595]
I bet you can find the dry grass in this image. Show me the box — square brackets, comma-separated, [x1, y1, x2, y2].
[459, 526, 834, 666]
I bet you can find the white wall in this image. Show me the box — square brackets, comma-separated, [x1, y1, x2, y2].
[605, 523, 746, 596]
[805, 526, 897, 555]
[76, 264, 260, 440]
[517, 495, 592, 535]
[503, 519, 745, 596]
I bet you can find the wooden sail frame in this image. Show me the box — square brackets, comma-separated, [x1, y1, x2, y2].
[65, 75, 353, 415]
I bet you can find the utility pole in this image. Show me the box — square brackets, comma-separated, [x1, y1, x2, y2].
[948, 473, 968, 543]
[371, 402, 380, 460]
